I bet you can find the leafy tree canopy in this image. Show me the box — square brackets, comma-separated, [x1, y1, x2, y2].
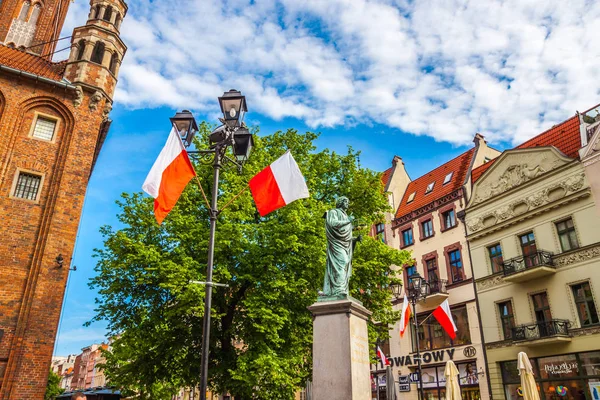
[89, 125, 411, 399]
[45, 368, 64, 400]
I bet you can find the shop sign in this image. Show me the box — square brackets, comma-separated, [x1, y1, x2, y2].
[386, 349, 456, 367]
[398, 375, 410, 392]
[410, 372, 420, 383]
[463, 346, 476, 358]
[543, 361, 578, 376]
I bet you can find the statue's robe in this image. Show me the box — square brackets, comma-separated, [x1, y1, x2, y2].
[323, 208, 353, 296]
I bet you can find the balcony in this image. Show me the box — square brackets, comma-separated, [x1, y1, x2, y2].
[502, 250, 555, 283]
[423, 279, 448, 305]
[511, 319, 572, 346]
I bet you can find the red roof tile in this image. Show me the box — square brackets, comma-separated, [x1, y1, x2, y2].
[0, 44, 66, 82]
[472, 115, 581, 182]
[381, 167, 393, 188]
[395, 149, 475, 219]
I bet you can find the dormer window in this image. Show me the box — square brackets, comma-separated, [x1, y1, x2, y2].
[443, 172, 453, 185]
[425, 182, 435, 194]
[407, 192, 415, 204]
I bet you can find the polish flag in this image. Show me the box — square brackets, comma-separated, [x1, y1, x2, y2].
[142, 128, 196, 224]
[249, 151, 309, 216]
[376, 346, 390, 366]
[432, 299, 458, 339]
[399, 294, 412, 338]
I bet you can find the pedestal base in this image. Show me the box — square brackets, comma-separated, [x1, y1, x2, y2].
[308, 299, 372, 400]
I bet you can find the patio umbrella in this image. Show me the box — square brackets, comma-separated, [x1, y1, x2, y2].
[386, 366, 397, 400]
[518, 352, 540, 400]
[444, 360, 462, 400]
[305, 380, 312, 400]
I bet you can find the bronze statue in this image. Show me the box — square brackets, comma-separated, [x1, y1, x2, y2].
[320, 196, 361, 299]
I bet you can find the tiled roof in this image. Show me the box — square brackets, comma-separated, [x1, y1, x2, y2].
[0, 44, 66, 82]
[381, 167, 393, 188]
[395, 149, 475, 219]
[472, 115, 581, 182]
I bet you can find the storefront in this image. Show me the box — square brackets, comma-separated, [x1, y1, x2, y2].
[500, 351, 600, 400]
[419, 361, 482, 400]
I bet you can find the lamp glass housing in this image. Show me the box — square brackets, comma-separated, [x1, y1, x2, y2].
[170, 110, 199, 147]
[389, 281, 403, 300]
[218, 89, 247, 127]
[233, 127, 254, 163]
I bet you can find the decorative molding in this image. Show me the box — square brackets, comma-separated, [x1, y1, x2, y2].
[89, 91, 103, 112]
[394, 190, 461, 227]
[466, 172, 587, 235]
[102, 102, 112, 121]
[571, 325, 600, 337]
[476, 274, 504, 291]
[73, 86, 83, 108]
[554, 243, 600, 267]
[485, 340, 513, 350]
[473, 163, 547, 205]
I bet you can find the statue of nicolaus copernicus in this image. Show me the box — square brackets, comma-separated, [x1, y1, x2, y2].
[321, 196, 362, 297]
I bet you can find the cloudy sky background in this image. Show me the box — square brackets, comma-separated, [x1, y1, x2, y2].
[54, 0, 600, 355]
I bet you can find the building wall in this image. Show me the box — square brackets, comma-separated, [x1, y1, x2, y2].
[466, 147, 600, 399]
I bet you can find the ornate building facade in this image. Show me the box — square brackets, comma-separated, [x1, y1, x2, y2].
[0, 0, 126, 396]
[466, 110, 600, 400]
[372, 135, 500, 400]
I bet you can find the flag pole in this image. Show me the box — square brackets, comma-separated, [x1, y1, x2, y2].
[219, 184, 249, 212]
[193, 176, 211, 210]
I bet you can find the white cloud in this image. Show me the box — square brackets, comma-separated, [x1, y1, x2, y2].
[60, 0, 600, 146]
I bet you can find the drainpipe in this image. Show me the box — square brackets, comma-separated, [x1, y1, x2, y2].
[458, 185, 493, 398]
[0, 64, 77, 91]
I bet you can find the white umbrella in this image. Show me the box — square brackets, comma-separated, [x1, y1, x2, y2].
[444, 360, 462, 400]
[518, 352, 540, 400]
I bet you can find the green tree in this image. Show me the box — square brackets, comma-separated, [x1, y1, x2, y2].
[89, 125, 411, 399]
[45, 368, 64, 400]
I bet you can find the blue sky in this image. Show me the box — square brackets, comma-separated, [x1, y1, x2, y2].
[53, 0, 600, 355]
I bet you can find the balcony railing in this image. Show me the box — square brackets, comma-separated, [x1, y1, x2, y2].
[428, 279, 448, 295]
[511, 319, 571, 341]
[503, 250, 554, 276]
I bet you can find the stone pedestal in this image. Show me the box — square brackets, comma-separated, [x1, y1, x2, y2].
[308, 299, 372, 400]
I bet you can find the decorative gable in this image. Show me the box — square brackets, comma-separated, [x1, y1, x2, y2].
[470, 147, 572, 206]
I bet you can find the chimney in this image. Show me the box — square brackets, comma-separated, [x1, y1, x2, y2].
[392, 155, 403, 167]
[473, 133, 486, 147]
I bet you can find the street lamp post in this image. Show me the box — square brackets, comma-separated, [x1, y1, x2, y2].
[390, 273, 429, 400]
[170, 90, 253, 400]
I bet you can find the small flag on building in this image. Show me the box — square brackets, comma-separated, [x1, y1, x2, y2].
[399, 294, 412, 338]
[376, 346, 390, 366]
[142, 128, 196, 224]
[249, 151, 309, 216]
[432, 299, 458, 339]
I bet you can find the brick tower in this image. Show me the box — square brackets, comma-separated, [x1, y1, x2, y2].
[0, 0, 127, 397]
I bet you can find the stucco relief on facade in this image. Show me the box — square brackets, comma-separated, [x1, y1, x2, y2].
[553, 243, 600, 267]
[466, 172, 587, 234]
[472, 151, 570, 206]
[475, 274, 504, 291]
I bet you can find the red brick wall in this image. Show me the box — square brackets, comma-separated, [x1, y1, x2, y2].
[0, 73, 109, 399]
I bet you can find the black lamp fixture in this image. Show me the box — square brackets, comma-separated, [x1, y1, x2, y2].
[389, 280, 403, 301]
[170, 109, 199, 147]
[218, 89, 247, 128]
[233, 126, 254, 163]
[407, 272, 429, 302]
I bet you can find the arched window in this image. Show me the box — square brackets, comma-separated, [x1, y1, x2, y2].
[76, 39, 86, 60]
[90, 41, 105, 64]
[17, 1, 31, 20]
[28, 3, 41, 24]
[109, 53, 118, 74]
[103, 5, 112, 21]
[114, 13, 121, 29]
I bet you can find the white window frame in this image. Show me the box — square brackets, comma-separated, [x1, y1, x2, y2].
[407, 192, 416, 203]
[443, 172, 453, 185]
[425, 182, 435, 194]
[9, 168, 45, 203]
[28, 111, 60, 142]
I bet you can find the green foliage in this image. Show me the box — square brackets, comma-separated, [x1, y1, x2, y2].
[45, 368, 64, 400]
[89, 125, 412, 399]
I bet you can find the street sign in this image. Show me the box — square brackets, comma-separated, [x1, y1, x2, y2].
[398, 375, 411, 392]
[410, 372, 420, 383]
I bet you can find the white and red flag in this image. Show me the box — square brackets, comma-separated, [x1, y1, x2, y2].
[432, 299, 458, 339]
[399, 294, 412, 338]
[142, 128, 196, 224]
[249, 151, 309, 216]
[376, 346, 390, 367]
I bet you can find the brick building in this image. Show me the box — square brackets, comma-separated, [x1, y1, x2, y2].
[0, 0, 127, 396]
